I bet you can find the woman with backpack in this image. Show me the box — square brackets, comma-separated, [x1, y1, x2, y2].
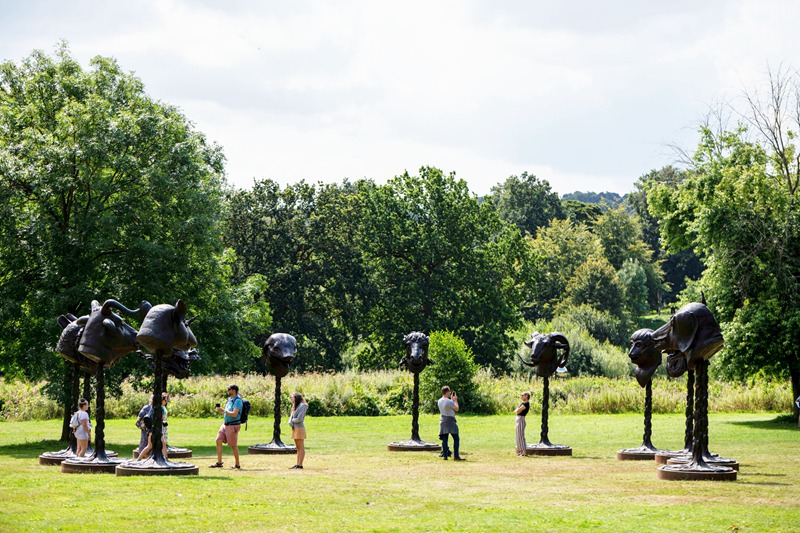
[288, 392, 308, 469]
[74, 398, 91, 457]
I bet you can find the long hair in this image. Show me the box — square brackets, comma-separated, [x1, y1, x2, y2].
[292, 392, 306, 407]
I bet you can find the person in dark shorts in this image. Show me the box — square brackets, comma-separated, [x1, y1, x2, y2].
[438, 386, 463, 461]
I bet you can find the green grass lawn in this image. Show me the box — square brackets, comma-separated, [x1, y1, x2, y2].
[0, 412, 798, 532]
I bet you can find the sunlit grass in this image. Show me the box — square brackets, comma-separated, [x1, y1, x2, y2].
[0, 412, 798, 532]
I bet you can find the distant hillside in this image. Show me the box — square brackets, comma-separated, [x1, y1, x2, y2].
[561, 191, 627, 210]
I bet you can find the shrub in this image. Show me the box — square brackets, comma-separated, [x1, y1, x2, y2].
[419, 331, 479, 413]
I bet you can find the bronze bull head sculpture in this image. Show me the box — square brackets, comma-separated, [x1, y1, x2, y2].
[78, 300, 152, 367]
[518, 332, 569, 378]
[399, 332, 431, 374]
[262, 333, 297, 378]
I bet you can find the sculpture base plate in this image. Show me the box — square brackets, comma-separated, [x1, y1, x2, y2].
[616, 446, 659, 461]
[132, 446, 193, 459]
[387, 439, 442, 452]
[655, 450, 690, 465]
[249, 442, 297, 455]
[115, 457, 199, 476]
[525, 443, 572, 456]
[61, 456, 123, 474]
[667, 456, 739, 471]
[657, 463, 737, 481]
[39, 449, 76, 465]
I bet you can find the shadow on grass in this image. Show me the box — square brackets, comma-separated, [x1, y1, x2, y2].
[727, 415, 799, 431]
[0, 440, 71, 459]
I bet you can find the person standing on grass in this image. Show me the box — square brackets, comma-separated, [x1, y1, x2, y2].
[137, 393, 168, 460]
[288, 392, 308, 469]
[515, 392, 531, 456]
[136, 395, 154, 455]
[438, 386, 463, 461]
[74, 398, 91, 457]
[210, 384, 242, 470]
[796, 394, 800, 429]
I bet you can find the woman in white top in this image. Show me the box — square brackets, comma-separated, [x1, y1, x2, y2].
[74, 398, 91, 457]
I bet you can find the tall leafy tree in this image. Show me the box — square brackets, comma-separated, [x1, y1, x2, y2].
[0, 45, 251, 385]
[356, 167, 529, 368]
[648, 67, 800, 410]
[223, 179, 371, 371]
[488, 172, 563, 236]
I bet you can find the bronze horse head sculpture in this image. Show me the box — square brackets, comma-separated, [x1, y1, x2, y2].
[399, 331, 431, 374]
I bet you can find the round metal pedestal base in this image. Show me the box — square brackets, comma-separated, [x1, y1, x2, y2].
[132, 446, 193, 459]
[61, 457, 122, 474]
[657, 464, 737, 481]
[526, 444, 572, 456]
[387, 440, 442, 452]
[115, 457, 199, 476]
[39, 449, 76, 465]
[249, 443, 297, 455]
[616, 449, 657, 461]
[655, 451, 689, 465]
[667, 456, 739, 471]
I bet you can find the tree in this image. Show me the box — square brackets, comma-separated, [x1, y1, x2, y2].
[527, 218, 603, 320]
[593, 207, 666, 313]
[561, 199, 603, 226]
[0, 45, 249, 390]
[223, 179, 372, 371]
[356, 167, 529, 369]
[560, 256, 626, 320]
[648, 66, 800, 411]
[488, 172, 563, 236]
[629, 167, 704, 305]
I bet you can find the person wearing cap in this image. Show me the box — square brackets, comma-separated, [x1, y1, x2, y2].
[210, 384, 243, 469]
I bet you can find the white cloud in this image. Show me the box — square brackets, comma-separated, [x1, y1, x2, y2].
[2, 0, 800, 195]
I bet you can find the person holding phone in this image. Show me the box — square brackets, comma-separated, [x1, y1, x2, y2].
[438, 386, 463, 461]
[210, 384, 242, 469]
[515, 392, 531, 456]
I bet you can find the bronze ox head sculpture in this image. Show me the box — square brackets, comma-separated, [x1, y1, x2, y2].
[137, 300, 197, 355]
[56, 313, 98, 374]
[628, 329, 662, 387]
[262, 333, 297, 378]
[77, 300, 152, 367]
[518, 332, 570, 378]
[399, 332, 432, 374]
[629, 302, 724, 378]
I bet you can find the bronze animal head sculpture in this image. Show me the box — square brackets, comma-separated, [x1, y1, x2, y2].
[399, 332, 431, 374]
[262, 333, 297, 378]
[140, 348, 201, 379]
[78, 300, 152, 367]
[638, 302, 724, 378]
[628, 328, 662, 387]
[56, 313, 98, 374]
[518, 332, 570, 378]
[137, 300, 197, 354]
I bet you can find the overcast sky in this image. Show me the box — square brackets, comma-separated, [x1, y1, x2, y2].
[2, 1, 799, 195]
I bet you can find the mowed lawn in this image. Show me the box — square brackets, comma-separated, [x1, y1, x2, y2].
[0, 412, 798, 532]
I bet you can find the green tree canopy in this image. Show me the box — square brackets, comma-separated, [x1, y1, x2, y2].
[488, 171, 563, 236]
[0, 44, 251, 380]
[648, 67, 800, 409]
[356, 167, 529, 369]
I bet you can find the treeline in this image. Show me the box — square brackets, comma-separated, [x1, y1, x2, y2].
[1, 46, 799, 412]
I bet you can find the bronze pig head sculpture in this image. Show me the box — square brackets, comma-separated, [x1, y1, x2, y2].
[398, 332, 432, 374]
[628, 328, 662, 387]
[636, 302, 724, 378]
[262, 333, 297, 378]
[518, 332, 570, 378]
[78, 299, 152, 367]
[137, 300, 197, 355]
